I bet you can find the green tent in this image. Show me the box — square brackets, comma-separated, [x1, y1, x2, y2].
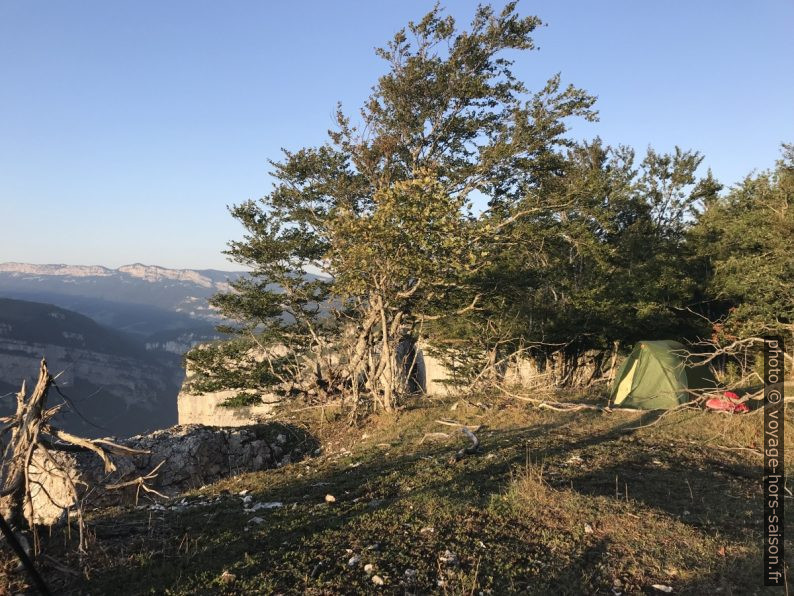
[610, 340, 718, 409]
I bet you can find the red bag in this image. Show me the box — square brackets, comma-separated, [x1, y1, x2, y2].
[705, 391, 749, 413]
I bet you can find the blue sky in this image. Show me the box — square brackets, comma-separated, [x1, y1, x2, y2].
[1, 1, 792, 270]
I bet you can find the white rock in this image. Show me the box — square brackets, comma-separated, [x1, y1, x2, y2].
[364, 563, 375, 573]
[584, 523, 594, 534]
[244, 501, 283, 512]
[347, 555, 361, 567]
[651, 586, 673, 593]
[325, 494, 336, 503]
[371, 575, 384, 586]
[438, 550, 458, 566]
[248, 516, 265, 525]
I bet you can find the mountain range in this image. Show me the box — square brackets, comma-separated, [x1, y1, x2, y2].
[0, 263, 246, 437]
[0, 262, 241, 331]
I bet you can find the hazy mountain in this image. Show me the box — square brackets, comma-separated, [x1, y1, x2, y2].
[0, 263, 327, 436]
[0, 262, 242, 353]
[0, 298, 181, 438]
[0, 262, 242, 323]
[0, 264, 247, 436]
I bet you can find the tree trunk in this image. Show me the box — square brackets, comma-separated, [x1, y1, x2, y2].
[608, 340, 620, 380]
[1, 361, 51, 529]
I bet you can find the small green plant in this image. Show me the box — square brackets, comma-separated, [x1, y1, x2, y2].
[183, 337, 286, 396]
[218, 392, 263, 408]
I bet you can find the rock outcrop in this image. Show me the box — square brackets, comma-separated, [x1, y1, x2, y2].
[177, 390, 282, 426]
[30, 423, 318, 525]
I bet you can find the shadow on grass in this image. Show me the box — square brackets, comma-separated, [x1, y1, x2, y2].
[55, 408, 770, 594]
[564, 453, 760, 540]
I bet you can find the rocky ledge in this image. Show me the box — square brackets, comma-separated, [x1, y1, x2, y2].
[30, 423, 319, 525]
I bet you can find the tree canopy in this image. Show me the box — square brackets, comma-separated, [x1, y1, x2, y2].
[692, 145, 793, 350]
[186, 2, 792, 409]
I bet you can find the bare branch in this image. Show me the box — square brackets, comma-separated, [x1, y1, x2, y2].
[105, 460, 168, 504]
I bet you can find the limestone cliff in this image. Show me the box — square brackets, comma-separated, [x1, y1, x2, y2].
[0, 298, 180, 437]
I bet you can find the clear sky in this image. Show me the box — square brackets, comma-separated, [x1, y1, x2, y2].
[1, 1, 792, 271]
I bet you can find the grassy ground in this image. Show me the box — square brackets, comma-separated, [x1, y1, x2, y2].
[2, 392, 792, 594]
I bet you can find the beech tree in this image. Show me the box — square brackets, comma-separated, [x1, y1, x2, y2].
[692, 144, 794, 375]
[427, 140, 717, 387]
[187, 2, 596, 411]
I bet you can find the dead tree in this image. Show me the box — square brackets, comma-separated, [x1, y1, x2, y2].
[0, 359, 155, 553]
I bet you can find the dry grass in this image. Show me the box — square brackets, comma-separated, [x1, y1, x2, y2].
[1, 392, 791, 594]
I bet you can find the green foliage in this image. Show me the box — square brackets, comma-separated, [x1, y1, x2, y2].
[205, 2, 597, 407]
[428, 140, 717, 384]
[693, 144, 794, 342]
[184, 338, 283, 395]
[218, 392, 265, 409]
[201, 2, 791, 400]
[326, 173, 475, 322]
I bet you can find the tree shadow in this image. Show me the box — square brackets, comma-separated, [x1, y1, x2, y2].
[558, 437, 761, 541]
[45, 408, 766, 594]
[59, 412, 650, 590]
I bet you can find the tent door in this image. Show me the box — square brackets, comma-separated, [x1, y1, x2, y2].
[613, 359, 639, 405]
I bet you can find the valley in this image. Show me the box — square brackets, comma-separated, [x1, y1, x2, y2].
[0, 263, 241, 437]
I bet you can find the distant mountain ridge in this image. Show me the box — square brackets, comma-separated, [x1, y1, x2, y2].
[0, 263, 320, 436]
[0, 262, 246, 331]
[0, 265, 252, 437]
[0, 262, 235, 394]
[0, 262, 240, 291]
